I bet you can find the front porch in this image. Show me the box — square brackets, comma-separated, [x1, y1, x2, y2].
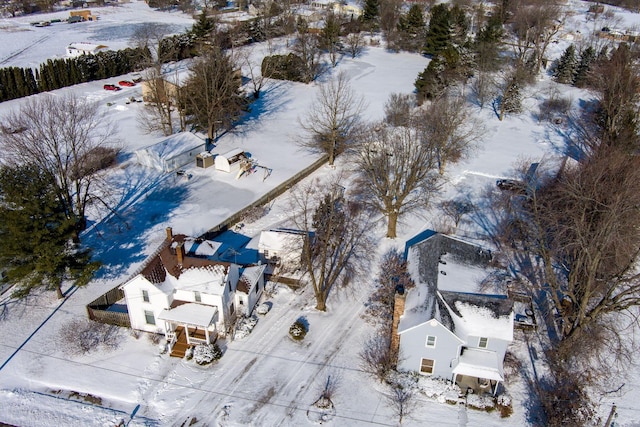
[167, 325, 216, 358]
[157, 302, 219, 358]
[451, 348, 504, 396]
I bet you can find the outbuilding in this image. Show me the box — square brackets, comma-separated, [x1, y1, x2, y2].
[214, 148, 246, 173]
[195, 152, 214, 169]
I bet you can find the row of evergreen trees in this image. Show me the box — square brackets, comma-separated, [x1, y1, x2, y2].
[553, 44, 597, 87]
[0, 46, 150, 103]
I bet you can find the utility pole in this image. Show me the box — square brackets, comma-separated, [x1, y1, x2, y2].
[604, 404, 617, 427]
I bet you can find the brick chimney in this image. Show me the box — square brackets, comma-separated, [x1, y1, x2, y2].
[176, 241, 185, 265]
[166, 227, 173, 241]
[390, 288, 406, 364]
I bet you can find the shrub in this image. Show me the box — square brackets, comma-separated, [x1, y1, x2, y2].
[538, 96, 572, 123]
[496, 395, 513, 418]
[60, 319, 122, 355]
[289, 319, 307, 341]
[193, 343, 223, 365]
[261, 54, 306, 82]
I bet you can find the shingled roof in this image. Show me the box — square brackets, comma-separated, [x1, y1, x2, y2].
[140, 234, 230, 283]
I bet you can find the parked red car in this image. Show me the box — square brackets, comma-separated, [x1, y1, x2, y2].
[103, 84, 121, 91]
[118, 80, 135, 87]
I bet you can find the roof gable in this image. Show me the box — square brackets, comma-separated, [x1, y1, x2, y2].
[398, 317, 465, 345]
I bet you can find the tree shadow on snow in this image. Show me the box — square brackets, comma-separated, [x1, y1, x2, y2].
[83, 169, 189, 280]
[230, 80, 294, 138]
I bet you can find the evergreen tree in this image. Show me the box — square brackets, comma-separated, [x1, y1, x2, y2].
[423, 4, 451, 57]
[191, 8, 216, 40]
[573, 46, 595, 87]
[553, 44, 577, 84]
[319, 12, 342, 67]
[0, 165, 99, 299]
[398, 4, 425, 34]
[361, 0, 379, 28]
[499, 76, 522, 120]
[415, 55, 446, 102]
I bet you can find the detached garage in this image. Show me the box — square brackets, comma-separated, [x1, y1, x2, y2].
[214, 148, 246, 173]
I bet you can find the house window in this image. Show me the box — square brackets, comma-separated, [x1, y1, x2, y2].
[420, 358, 434, 375]
[426, 335, 436, 348]
[239, 298, 244, 305]
[144, 310, 155, 325]
[142, 290, 149, 303]
[478, 337, 489, 348]
[194, 291, 201, 302]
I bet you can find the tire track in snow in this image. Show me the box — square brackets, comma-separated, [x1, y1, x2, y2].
[0, 34, 51, 65]
[170, 286, 312, 422]
[270, 290, 371, 426]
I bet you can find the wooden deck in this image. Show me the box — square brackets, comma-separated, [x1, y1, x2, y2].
[169, 326, 213, 358]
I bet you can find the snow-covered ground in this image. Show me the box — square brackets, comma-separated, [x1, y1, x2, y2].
[1, 1, 640, 426]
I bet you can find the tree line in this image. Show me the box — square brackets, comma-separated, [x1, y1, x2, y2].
[0, 46, 150, 103]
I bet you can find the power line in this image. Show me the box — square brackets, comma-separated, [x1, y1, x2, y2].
[0, 341, 465, 426]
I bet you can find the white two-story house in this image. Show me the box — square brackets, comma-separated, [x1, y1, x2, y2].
[122, 228, 266, 357]
[393, 231, 514, 395]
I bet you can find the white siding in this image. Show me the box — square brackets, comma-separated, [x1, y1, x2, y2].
[398, 319, 463, 379]
[122, 276, 171, 333]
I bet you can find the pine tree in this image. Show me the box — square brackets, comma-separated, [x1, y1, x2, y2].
[320, 12, 342, 67]
[399, 4, 425, 34]
[553, 44, 577, 84]
[361, 0, 379, 27]
[499, 76, 522, 120]
[0, 165, 99, 299]
[191, 8, 216, 40]
[423, 4, 451, 57]
[415, 55, 446, 102]
[573, 46, 595, 87]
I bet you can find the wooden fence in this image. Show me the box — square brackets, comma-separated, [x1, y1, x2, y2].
[86, 156, 326, 326]
[201, 154, 328, 239]
[86, 286, 131, 327]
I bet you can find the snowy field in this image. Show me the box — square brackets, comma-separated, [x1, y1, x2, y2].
[1, 1, 640, 426]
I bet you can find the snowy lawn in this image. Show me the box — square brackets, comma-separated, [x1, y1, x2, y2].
[1, 1, 640, 426]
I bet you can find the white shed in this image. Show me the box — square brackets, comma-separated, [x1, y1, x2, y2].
[215, 148, 246, 173]
[66, 42, 108, 57]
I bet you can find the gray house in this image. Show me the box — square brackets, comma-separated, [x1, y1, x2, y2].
[394, 231, 514, 395]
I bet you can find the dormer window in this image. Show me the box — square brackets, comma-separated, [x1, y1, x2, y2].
[426, 335, 436, 348]
[478, 337, 489, 348]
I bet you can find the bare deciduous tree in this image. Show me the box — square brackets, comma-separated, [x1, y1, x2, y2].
[183, 46, 245, 140]
[290, 176, 372, 311]
[383, 92, 415, 127]
[238, 47, 267, 99]
[299, 72, 366, 166]
[132, 24, 186, 136]
[293, 18, 321, 82]
[138, 67, 181, 136]
[493, 148, 640, 361]
[343, 32, 365, 59]
[359, 332, 396, 382]
[507, 0, 563, 72]
[417, 93, 482, 174]
[589, 43, 640, 151]
[0, 94, 118, 232]
[384, 381, 417, 424]
[439, 198, 473, 229]
[355, 122, 440, 238]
